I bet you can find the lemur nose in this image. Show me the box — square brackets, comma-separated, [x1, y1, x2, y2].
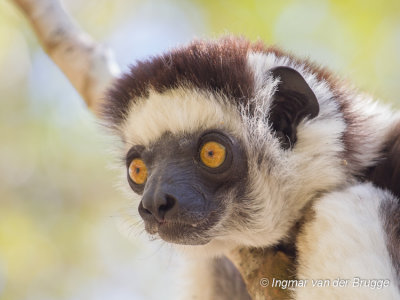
[140, 193, 178, 222]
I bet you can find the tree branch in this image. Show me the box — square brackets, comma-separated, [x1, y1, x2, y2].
[13, 0, 120, 115]
[227, 247, 295, 300]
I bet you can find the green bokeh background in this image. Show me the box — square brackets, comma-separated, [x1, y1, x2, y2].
[0, 0, 399, 299]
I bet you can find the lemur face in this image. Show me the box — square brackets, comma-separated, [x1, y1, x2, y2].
[127, 128, 247, 245]
[116, 88, 252, 246]
[103, 37, 348, 249]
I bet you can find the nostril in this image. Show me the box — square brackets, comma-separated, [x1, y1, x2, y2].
[158, 194, 176, 219]
[139, 201, 152, 216]
[140, 193, 178, 221]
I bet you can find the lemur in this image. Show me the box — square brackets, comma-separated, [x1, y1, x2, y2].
[101, 36, 400, 299]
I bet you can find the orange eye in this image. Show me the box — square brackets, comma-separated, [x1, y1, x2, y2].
[129, 159, 148, 185]
[200, 141, 226, 168]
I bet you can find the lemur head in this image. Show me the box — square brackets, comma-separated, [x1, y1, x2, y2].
[102, 37, 347, 252]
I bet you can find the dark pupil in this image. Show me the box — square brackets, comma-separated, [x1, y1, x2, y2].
[136, 167, 140, 174]
[208, 150, 214, 157]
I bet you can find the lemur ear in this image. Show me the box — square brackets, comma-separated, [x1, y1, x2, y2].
[268, 66, 319, 149]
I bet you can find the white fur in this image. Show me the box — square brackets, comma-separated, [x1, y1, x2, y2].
[122, 88, 243, 150]
[341, 92, 398, 172]
[247, 51, 398, 174]
[220, 52, 349, 248]
[296, 183, 399, 299]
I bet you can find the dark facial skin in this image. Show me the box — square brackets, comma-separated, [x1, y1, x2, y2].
[126, 130, 248, 245]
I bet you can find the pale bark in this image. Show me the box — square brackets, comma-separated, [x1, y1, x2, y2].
[13, 0, 120, 116]
[227, 247, 295, 300]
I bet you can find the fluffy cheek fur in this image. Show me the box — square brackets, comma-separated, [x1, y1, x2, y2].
[214, 120, 348, 249]
[211, 51, 351, 249]
[205, 67, 349, 249]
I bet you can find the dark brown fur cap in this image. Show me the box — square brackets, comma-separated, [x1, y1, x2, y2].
[101, 36, 341, 128]
[102, 36, 257, 128]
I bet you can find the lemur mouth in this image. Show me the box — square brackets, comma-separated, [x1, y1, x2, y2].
[144, 219, 212, 245]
